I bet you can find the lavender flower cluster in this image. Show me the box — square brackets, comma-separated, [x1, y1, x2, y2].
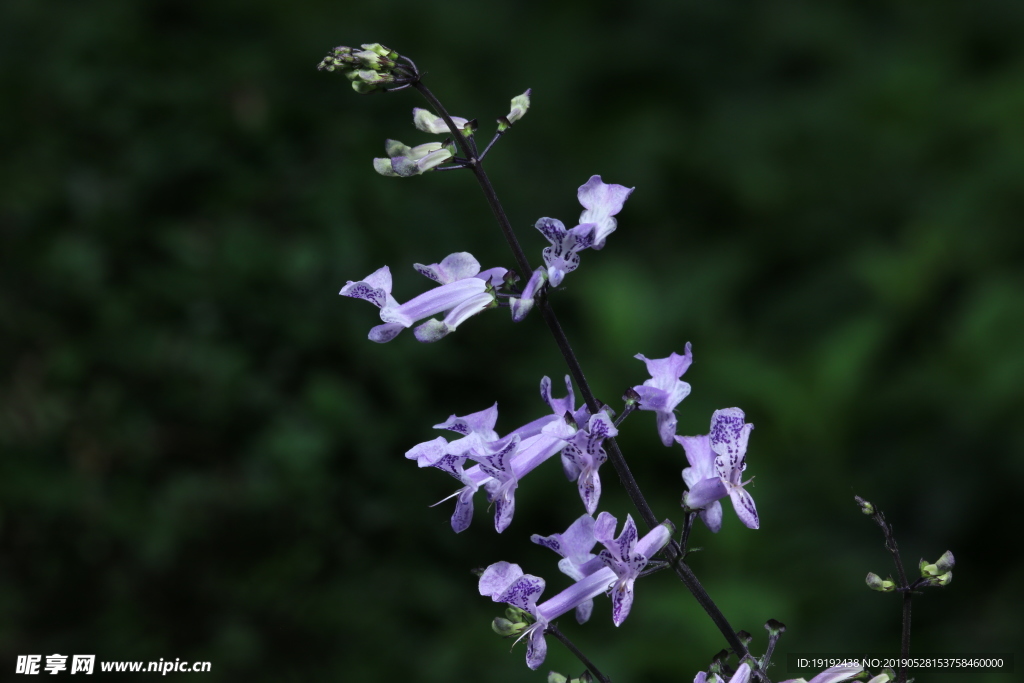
[327, 44, 951, 683]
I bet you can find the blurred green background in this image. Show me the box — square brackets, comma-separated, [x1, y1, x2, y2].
[2, 0, 1022, 681]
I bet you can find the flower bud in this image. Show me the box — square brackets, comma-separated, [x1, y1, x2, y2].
[920, 550, 955, 576]
[491, 616, 528, 637]
[854, 495, 875, 515]
[506, 89, 532, 125]
[318, 42, 407, 94]
[764, 618, 786, 637]
[866, 572, 895, 592]
[921, 571, 953, 587]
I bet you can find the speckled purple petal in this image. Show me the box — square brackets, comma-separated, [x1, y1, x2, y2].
[610, 578, 635, 626]
[339, 265, 393, 308]
[709, 407, 753, 468]
[535, 216, 567, 243]
[412, 252, 481, 284]
[368, 322, 404, 343]
[525, 624, 548, 670]
[496, 573, 545, 613]
[729, 485, 759, 530]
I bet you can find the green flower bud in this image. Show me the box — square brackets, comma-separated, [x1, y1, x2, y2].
[764, 618, 787, 637]
[548, 675, 568, 683]
[921, 570, 952, 587]
[506, 89, 531, 124]
[491, 615, 529, 637]
[504, 606, 531, 623]
[866, 572, 895, 592]
[920, 551, 954, 577]
[854, 495, 875, 515]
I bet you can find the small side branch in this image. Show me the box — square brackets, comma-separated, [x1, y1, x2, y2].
[547, 623, 612, 683]
[856, 496, 912, 683]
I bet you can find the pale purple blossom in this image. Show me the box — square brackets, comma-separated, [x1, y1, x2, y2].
[676, 408, 758, 532]
[406, 376, 581, 532]
[694, 662, 750, 683]
[373, 140, 452, 177]
[340, 253, 505, 343]
[633, 344, 694, 446]
[510, 267, 547, 322]
[530, 514, 602, 623]
[480, 517, 672, 669]
[778, 663, 864, 683]
[535, 217, 597, 287]
[559, 411, 618, 514]
[577, 175, 634, 250]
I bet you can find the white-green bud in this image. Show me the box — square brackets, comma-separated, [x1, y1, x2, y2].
[866, 572, 895, 592]
[506, 88, 531, 124]
[919, 551, 954, 577]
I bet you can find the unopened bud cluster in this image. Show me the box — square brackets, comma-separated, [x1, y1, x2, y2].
[317, 43, 407, 94]
[919, 550, 954, 587]
[865, 572, 896, 592]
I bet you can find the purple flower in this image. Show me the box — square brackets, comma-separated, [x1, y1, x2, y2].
[480, 517, 672, 669]
[525, 177, 632, 290]
[676, 408, 758, 532]
[560, 411, 618, 514]
[693, 663, 750, 683]
[535, 217, 596, 287]
[593, 512, 659, 626]
[510, 267, 547, 322]
[633, 344, 694, 447]
[577, 175, 634, 250]
[340, 252, 505, 343]
[407, 376, 581, 533]
[531, 514, 602, 623]
[373, 140, 452, 177]
[778, 663, 864, 683]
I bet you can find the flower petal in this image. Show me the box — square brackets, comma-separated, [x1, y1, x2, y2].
[729, 484, 760, 529]
[699, 500, 723, 533]
[685, 476, 728, 509]
[577, 175, 634, 249]
[413, 252, 481, 284]
[413, 107, 468, 135]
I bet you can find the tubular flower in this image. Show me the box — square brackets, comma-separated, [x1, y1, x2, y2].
[676, 408, 758, 532]
[535, 217, 597, 287]
[405, 376, 581, 533]
[778, 663, 864, 683]
[632, 344, 694, 446]
[577, 175, 634, 250]
[510, 267, 548, 322]
[531, 514, 602, 624]
[373, 140, 452, 177]
[559, 410, 617, 514]
[340, 253, 506, 343]
[480, 516, 672, 669]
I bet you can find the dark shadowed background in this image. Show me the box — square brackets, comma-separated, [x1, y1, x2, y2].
[2, 0, 1022, 681]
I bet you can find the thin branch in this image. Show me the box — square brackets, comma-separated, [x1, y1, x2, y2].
[547, 623, 612, 683]
[856, 496, 912, 683]
[410, 77, 762, 677]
